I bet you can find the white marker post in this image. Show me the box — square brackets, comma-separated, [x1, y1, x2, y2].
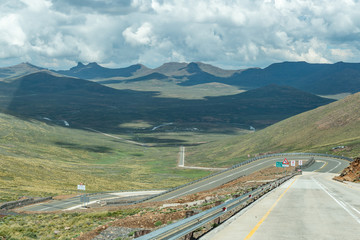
[298, 160, 303, 169]
[77, 183, 88, 208]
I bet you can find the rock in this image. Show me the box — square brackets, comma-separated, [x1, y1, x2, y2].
[333, 157, 360, 182]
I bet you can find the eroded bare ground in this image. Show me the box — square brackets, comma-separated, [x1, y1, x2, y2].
[333, 157, 360, 182]
[76, 166, 295, 240]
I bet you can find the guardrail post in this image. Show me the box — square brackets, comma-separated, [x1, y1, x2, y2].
[134, 230, 151, 238]
[186, 210, 198, 218]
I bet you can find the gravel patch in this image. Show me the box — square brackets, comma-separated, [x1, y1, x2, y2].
[92, 227, 142, 240]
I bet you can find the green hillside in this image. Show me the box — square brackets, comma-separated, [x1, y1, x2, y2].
[187, 92, 360, 167]
[0, 113, 212, 202]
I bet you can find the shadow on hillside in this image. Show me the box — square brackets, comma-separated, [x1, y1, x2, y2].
[0, 71, 334, 138]
[54, 141, 113, 153]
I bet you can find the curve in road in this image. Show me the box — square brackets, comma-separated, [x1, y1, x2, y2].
[15, 153, 351, 212]
[144, 153, 351, 203]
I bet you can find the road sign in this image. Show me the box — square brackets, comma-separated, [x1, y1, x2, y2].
[276, 162, 283, 167]
[291, 160, 296, 167]
[282, 158, 289, 165]
[298, 160, 303, 166]
[282, 158, 289, 167]
[77, 184, 86, 191]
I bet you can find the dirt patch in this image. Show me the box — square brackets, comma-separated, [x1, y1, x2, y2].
[333, 157, 360, 182]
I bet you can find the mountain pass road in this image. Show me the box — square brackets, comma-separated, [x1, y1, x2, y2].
[16, 154, 351, 212]
[145, 155, 350, 202]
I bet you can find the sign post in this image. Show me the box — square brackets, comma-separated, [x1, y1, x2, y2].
[298, 160, 303, 169]
[77, 183, 89, 208]
[282, 158, 289, 174]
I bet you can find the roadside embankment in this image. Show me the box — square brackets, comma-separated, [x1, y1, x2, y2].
[333, 157, 360, 182]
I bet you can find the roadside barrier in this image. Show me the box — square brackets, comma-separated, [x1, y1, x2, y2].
[0, 197, 52, 210]
[136, 173, 299, 239]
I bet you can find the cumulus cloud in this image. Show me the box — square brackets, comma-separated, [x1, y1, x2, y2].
[123, 22, 155, 46]
[0, 0, 360, 69]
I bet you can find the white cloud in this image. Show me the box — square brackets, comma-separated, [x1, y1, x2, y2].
[0, 14, 26, 47]
[331, 48, 355, 59]
[1, 0, 360, 69]
[123, 22, 155, 46]
[20, 0, 52, 12]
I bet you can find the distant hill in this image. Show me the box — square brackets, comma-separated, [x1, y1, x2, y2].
[151, 62, 238, 77]
[0, 71, 333, 132]
[187, 92, 360, 166]
[226, 61, 360, 94]
[96, 62, 223, 86]
[195, 62, 239, 77]
[55, 61, 360, 96]
[56, 62, 150, 79]
[0, 63, 44, 81]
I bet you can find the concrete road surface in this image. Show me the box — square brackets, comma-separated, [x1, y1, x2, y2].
[205, 172, 360, 240]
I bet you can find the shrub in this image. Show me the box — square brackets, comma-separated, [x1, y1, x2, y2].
[154, 221, 163, 227]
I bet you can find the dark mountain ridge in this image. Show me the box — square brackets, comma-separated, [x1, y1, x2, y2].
[0, 71, 333, 133]
[227, 61, 360, 94]
[53, 61, 360, 95]
[56, 62, 150, 79]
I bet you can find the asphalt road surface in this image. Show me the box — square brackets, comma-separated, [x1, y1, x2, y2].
[205, 172, 359, 240]
[146, 155, 350, 202]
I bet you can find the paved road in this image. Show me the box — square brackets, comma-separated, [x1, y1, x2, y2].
[146, 155, 350, 202]
[17, 191, 164, 212]
[16, 154, 350, 212]
[204, 172, 360, 240]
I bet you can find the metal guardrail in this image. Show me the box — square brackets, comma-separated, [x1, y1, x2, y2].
[136, 173, 299, 240]
[0, 197, 53, 210]
[295, 157, 315, 170]
[134, 152, 352, 204]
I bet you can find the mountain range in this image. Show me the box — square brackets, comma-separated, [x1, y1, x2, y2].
[1, 60, 359, 133]
[55, 61, 360, 95]
[0, 70, 333, 133]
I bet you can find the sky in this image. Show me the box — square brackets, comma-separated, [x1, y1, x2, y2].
[1, 0, 360, 70]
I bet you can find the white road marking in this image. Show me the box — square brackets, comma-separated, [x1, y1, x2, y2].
[326, 160, 342, 173]
[312, 177, 360, 224]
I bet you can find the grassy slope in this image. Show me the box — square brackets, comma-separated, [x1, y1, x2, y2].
[0, 113, 214, 202]
[187, 92, 360, 167]
[102, 80, 244, 100]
